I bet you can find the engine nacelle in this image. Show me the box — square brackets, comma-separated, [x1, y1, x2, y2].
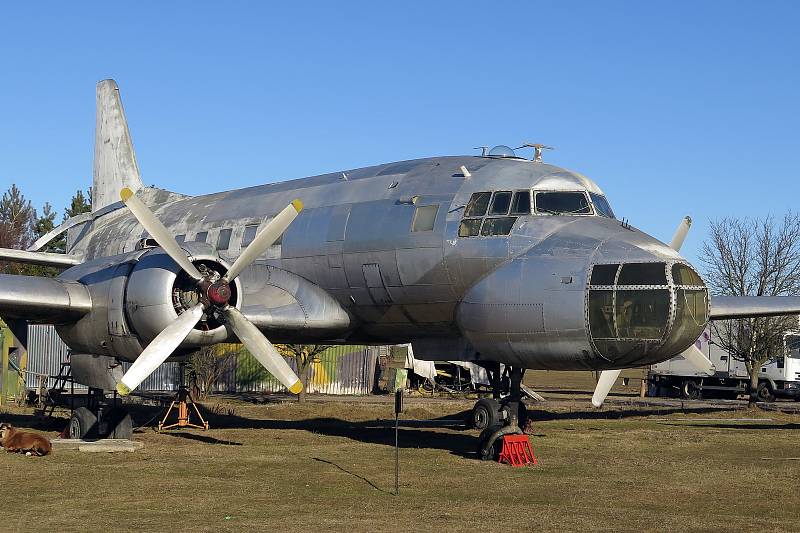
[57, 242, 242, 362]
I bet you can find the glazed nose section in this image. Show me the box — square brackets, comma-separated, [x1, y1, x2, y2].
[587, 262, 709, 366]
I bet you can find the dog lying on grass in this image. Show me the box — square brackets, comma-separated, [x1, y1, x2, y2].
[0, 423, 52, 456]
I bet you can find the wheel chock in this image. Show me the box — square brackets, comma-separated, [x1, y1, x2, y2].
[498, 434, 537, 467]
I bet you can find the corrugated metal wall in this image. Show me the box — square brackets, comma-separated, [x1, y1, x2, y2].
[24, 325, 379, 395]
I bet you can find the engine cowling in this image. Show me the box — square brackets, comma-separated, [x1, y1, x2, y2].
[57, 242, 242, 362]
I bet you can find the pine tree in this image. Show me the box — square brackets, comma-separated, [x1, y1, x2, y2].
[64, 188, 92, 220]
[0, 184, 36, 274]
[35, 202, 60, 252]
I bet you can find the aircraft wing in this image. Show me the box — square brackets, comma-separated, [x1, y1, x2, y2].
[0, 274, 91, 322]
[0, 248, 82, 268]
[709, 296, 800, 320]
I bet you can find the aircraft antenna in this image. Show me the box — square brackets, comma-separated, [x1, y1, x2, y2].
[473, 146, 489, 157]
[515, 143, 554, 162]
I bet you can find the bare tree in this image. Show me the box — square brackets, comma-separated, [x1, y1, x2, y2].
[276, 344, 329, 403]
[188, 343, 239, 401]
[700, 213, 800, 406]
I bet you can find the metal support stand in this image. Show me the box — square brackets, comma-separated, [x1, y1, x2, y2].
[394, 390, 403, 495]
[158, 363, 209, 431]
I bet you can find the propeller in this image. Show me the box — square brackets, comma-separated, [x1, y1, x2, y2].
[591, 369, 621, 408]
[115, 188, 304, 396]
[591, 215, 710, 407]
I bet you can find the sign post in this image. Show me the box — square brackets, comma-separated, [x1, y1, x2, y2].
[394, 389, 403, 495]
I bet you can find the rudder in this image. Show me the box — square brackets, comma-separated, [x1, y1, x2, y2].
[93, 79, 144, 212]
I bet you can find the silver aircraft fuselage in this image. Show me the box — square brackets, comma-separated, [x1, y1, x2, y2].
[62, 154, 708, 371]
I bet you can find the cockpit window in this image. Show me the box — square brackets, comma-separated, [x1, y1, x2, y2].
[590, 193, 615, 218]
[510, 191, 531, 215]
[535, 191, 592, 215]
[465, 192, 491, 217]
[480, 217, 516, 236]
[459, 190, 522, 238]
[489, 191, 512, 215]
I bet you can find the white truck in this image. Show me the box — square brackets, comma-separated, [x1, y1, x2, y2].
[648, 327, 800, 402]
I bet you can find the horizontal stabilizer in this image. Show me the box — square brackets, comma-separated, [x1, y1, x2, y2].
[0, 274, 91, 322]
[0, 248, 82, 268]
[710, 296, 800, 320]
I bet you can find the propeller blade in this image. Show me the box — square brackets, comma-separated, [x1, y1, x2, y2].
[669, 216, 692, 252]
[223, 306, 302, 393]
[681, 344, 715, 375]
[591, 369, 622, 407]
[120, 187, 203, 280]
[116, 305, 204, 395]
[224, 200, 303, 282]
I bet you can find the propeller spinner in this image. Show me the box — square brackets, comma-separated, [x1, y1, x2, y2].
[116, 188, 304, 396]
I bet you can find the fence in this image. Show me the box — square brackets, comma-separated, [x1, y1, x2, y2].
[24, 325, 379, 395]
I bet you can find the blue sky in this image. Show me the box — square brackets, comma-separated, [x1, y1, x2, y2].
[1, 1, 798, 265]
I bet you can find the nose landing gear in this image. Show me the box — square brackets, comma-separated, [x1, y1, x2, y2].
[471, 365, 528, 461]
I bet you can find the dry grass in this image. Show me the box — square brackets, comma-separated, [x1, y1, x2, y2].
[1, 395, 798, 533]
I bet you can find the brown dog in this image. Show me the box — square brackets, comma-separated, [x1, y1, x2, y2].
[0, 423, 52, 456]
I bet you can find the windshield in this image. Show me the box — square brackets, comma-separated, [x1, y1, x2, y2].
[590, 193, 615, 218]
[535, 191, 592, 215]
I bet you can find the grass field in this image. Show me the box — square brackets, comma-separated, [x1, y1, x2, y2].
[1, 392, 799, 532]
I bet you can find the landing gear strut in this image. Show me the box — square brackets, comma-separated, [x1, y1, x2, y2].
[473, 366, 527, 460]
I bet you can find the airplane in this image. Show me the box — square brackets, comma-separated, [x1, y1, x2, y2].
[2, 80, 799, 457]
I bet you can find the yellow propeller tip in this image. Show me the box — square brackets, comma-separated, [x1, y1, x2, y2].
[116, 383, 132, 396]
[120, 188, 134, 201]
[288, 381, 303, 394]
[291, 199, 304, 212]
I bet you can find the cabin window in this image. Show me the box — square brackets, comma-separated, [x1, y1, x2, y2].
[217, 228, 232, 250]
[489, 191, 512, 215]
[590, 193, 615, 218]
[412, 205, 438, 232]
[195, 231, 208, 243]
[590, 264, 619, 285]
[534, 191, 592, 215]
[480, 217, 516, 236]
[242, 224, 259, 248]
[672, 264, 703, 286]
[464, 192, 491, 217]
[176, 234, 186, 244]
[510, 191, 531, 215]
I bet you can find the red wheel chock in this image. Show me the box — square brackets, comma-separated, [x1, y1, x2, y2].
[498, 434, 537, 467]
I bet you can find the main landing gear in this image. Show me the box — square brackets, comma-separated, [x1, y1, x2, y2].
[67, 388, 133, 440]
[469, 364, 528, 461]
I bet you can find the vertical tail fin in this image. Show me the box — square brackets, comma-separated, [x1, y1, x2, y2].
[93, 79, 144, 212]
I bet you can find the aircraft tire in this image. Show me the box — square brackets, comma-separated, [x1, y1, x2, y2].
[69, 407, 98, 440]
[471, 398, 500, 430]
[106, 408, 133, 439]
[477, 424, 503, 461]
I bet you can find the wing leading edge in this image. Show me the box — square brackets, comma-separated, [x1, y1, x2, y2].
[0, 274, 91, 322]
[0, 248, 82, 268]
[709, 295, 800, 320]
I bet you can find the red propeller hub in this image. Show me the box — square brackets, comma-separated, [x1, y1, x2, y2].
[207, 281, 232, 306]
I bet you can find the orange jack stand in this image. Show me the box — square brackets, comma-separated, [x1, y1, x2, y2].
[498, 434, 537, 467]
[158, 386, 209, 431]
